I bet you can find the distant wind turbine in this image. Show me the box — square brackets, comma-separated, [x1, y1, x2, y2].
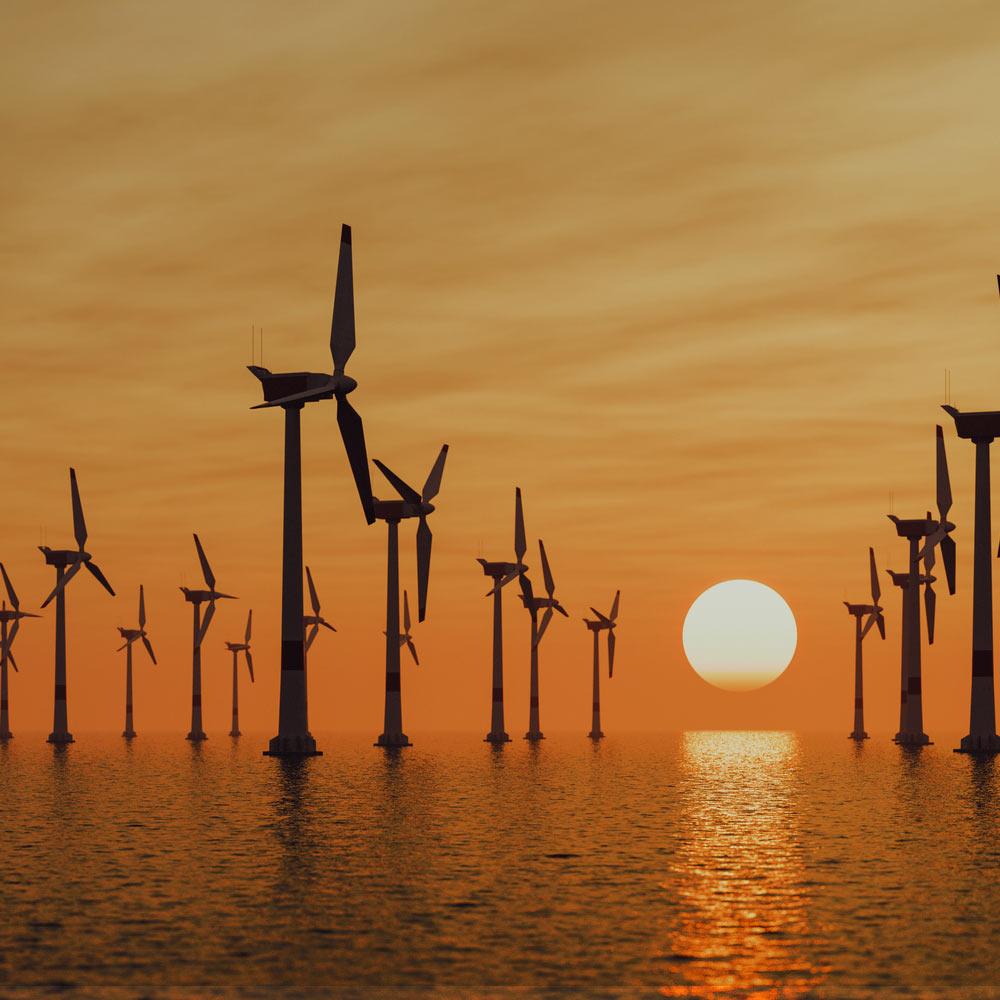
[843, 549, 885, 741]
[584, 591, 620, 740]
[116, 584, 156, 739]
[304, 566, 337, 662]
[39, 468, 116, 745]
[225, 610, 254, 738]
[0, 563, 40, 741]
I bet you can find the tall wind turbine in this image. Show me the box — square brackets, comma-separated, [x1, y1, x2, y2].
[248, 224, 373, 758]
[844, 548, 886, 740]
[304, 566, 337, 664]
[518, 540, 568, 741]
[478, 488, 529, 745]
[116, 584, 156, 739]
[371, 445, 448, 748]
[39, 468, 116, 744]
[943, 383, 1000, 752]
[181, 534, 236, 741]
[886, 426, 956, 746]
[225, 610, 254, 738]
[584, 591, 620, 740]
[0, 563, 39, 741]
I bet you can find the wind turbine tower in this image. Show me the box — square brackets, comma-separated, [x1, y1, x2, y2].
[39, 468, 116, 744]
[370, 445, 448, 747]
[584, 591, 620, 740]
[181, 534, 236, 741]
[225, 610, 254, 738]
[248, 224, 374, 758]
[478, 488, 529, 745]
[943, 389, 1000, 752]
[116, 584, 157, 739]
[844, 548, 886, 740]
[886, 426, 956, 746]
[0, 564, 39, 741]
[518, 540, 568, 741]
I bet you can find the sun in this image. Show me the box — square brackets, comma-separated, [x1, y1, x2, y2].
[682, 580, 797, 692]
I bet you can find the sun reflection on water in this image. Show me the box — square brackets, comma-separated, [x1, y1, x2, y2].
[658, 731, 827, 999]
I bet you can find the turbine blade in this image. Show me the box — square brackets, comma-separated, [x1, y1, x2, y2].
[925, 584, 937, 645]
[610, 590, 620, 622]
[519, 572, 534, 603]
[337, 395, 375, 524]
[245, 649, 255, 683]
[305, 624, 319, 652]
[373, 459, 421, 505]
[590, 607, 612, 625]
[406, 639, 419, 666]
[869, 547, 881, 605]
[198, 601, 216, 645]
[9, 649, 18, 672]
[117, 641, 128, 652]
[936, 425, 952, 522]
[8, 619, 19, 645]
[0, 562, 19, 609]
[69, 468, 88, 550]
[416, 516, 432, 623]
[941, 534, 957, 595]
[245, 608, 253, 644]
[306, 566, 320, 616]
[193, 534, 215, 590]
[41, 561, 82, 608]
[876, 611, 886, 640]
[251, 382, 334, 409]
[319, 619, 337, 633]
[142, 636, 157, 665]
[421, 444, 449, 502]
[535, 607, 553, 646]
[514, 487, 526, 563]
[84, 560, 115, 597]
[539, 539, 555, 597]
[554, 602, 569, 617]
[138, 584, 146, 629]
[330, 224, 356, 372]
[608, 630, 616, 678]
[403, 589, 411, 634]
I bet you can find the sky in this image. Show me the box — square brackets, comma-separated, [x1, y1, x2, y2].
[2, 0, 1000, 738]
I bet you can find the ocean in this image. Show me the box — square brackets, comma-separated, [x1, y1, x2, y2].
[1, 731, 998, 998]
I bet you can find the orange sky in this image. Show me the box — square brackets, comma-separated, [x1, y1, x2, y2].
[3, 1, 1000, 738]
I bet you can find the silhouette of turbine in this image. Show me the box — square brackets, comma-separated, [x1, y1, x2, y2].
[943, 378, 1000, 752]
[584, 591, 620, 740]
[886, 426, 956, 747]
[844, 548, 885, 740]
[181, 534, 236, 741]
[116, 584, 156, 739]
[386, 589, 419, 667]
[371, 445, 448, 748]
[304, 565, 337, 661]
[249, 225, 373, 758]
[0, 563, 40, 741]
[479, 487, 529, 745]
[518, 539, 568, 741]
[39, 468, 116, 745]
[225, 610, 254, 738]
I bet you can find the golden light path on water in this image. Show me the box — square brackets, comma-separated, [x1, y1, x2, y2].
[658, 732, 828, 998]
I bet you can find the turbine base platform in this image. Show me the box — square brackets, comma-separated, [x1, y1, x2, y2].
[894, 733, 932, 746]
[954, 733, 1000, 754]
[122, 731, 136, 739]
[588, 730, 604, 740]
[375, 733, 411, 748]
[47, 732, 74, 744]
[229, 730, 241, 738]
[186, 731, 208, 742]
[0, 732, 12, 741]
[524, 731, 545, 741]
[485, 732, 511, 744]
[265, 733, 322, 756]
[849, 732, 869, 740]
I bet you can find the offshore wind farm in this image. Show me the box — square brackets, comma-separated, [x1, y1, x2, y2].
[4, 2, 1000, 998]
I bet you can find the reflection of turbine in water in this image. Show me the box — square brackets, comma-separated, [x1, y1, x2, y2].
[658, 732, 827, 998]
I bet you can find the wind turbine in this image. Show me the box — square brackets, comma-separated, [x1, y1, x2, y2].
[117, 585, 156, 739]
[518, 540, 568, 741]
[943, 375, 1000, 751]
[225, 610, 254, 738]
[844, 548, 886, 740]
[248, 224, 373, 758]
[584, 591, 620, 740]
[886, 425, 956, 746]
[0, 563, 39, 741]
[39, 468, 116, 744]
[388, 589, 420, 667]
[371, 444, 448, 748]
[181, 534, 236, 741]
[304, 565, 337, 662]
[478, 487, 529, 745]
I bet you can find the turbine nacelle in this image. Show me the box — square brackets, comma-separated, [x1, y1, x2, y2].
[248, 367, 358, 408]
[180, 587, 236, 604]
